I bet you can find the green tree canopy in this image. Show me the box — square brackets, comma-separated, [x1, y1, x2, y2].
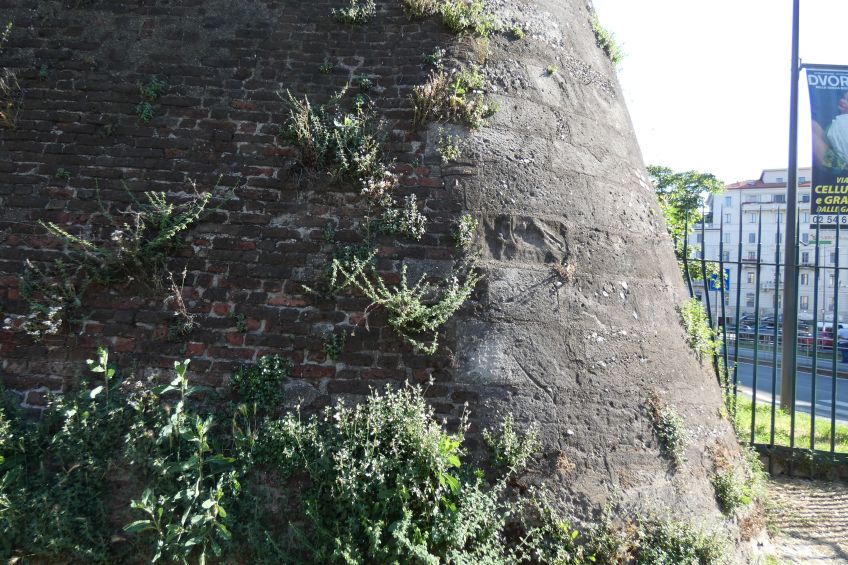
[648, 165, 725, 244]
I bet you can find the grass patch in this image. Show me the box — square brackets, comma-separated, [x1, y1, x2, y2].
[733, 395, 848, 453]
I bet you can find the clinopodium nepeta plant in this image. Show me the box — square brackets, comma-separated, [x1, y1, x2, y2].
[6, 185, 218, 340]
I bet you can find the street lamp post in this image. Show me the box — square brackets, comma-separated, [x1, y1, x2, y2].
[780, 0, 800, 412]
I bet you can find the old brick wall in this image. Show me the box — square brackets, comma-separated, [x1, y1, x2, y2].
[0, 0, 468, 413]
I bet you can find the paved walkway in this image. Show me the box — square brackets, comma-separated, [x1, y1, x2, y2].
[766, 476, 848, 564]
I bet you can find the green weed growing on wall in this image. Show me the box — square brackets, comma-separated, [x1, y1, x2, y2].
[0, 22, 22, 130]
[8, 186, 218, 340]
[333, 0, 376, 24]
[136, 77, 166, 122]
[680, 297, 719, 363]
[282, 88, 396, 193]
[590, 16, 623, 66]
[229, 354, 292, 413]
[647, 392, 688, 468]
[323, 252, 481, 354]
[412, 65, 497, 128]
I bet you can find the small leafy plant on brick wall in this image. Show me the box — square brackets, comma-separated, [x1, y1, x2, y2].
[401, 0, 501, 37]
[283, 88, 481, 354]
[412, 64, 497, 129]
[332, 0, 376, 24]
[136, 77, 166, 122]
[0, 21, 22, 129]
[5, 185, 219, 340]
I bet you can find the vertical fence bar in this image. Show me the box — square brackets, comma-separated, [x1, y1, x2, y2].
[751, 209, 764, 445]
[718, 209, 730, 397]
[683, 213, 694, 298]
[700, 217, 714, 331]
[832, 216, 841, 456]
[790, 214, 800, 470]
[770, 219, 781, 470]
[810, 224, 821, 473]
[733, 203, 744, 418]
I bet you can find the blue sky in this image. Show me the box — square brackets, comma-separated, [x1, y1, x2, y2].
[591, 0, 848, 184]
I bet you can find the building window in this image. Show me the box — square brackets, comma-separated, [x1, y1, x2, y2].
[831, 252, 837, 264]
[746, 293, 755, 307]
[802, 233, 809, 244]
[777, 177, 784, 183]
[724, 213, 732, 224]
[695, 233, 703, 243]
[801, 194, 810, 203]
[724, 196, 732, 207]
[801, 295, 809, 310]
[723, 251, 730, 261]
[722, 232, 730, 243]
[775, 232, 781, 244]
[802, 212, 810, 223]
[747, 251, 756, 261]
[748, 233, 756, 243]
[802, 251, 810, 265]
[800, 176, 806, 183]
[749, 213, 758, 223]
[828, 297, 835, 312]
[774, 194, 786, 203]
[747, 272, 755, 284]
[801, 273, 809, 285]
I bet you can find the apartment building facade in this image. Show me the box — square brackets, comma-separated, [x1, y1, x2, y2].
[687, 167, 848, 325]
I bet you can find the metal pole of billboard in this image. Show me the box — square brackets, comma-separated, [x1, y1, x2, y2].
[780, 0, 800, 412]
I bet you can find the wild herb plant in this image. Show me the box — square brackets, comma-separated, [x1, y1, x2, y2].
[483, 414, 541, 475]
[680, 297, 718, 363]
[412, 65, 496, 128]
[438, 0, 500, 37]
[437, 126, 463, 163]
[453, 213, 478, 249]
[590, 16, 623, 66]
[282, 88, 395, 192]
[0, 22, 21, 130]
[123, 359, 241, 563]
[229, 354, 292, 412]
[332, 0, 376, 24]
[647, 392, 688, 467]
[322, 330, 346, 360]
[323, 251, 481, 354]
[136, 78, 166, 122]
[9, 186, 216, 339]
[256, 385, 584, 563]
[374, 194, 428, 240]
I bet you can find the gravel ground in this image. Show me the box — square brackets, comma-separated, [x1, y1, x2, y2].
[765, 476, 848, 564]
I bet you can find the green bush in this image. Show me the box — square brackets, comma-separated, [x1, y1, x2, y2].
[256, 384, 585, 563]
[282, 89, 395, 192]
[230, 354, 292, 412]
[10, 188, 217, 340]
[374, 194, 428, 241]
[332, 0, 376, 24]
[412, 65, 497, 129]
[438, 0, 500, 37]
[324, 251, 482, 354]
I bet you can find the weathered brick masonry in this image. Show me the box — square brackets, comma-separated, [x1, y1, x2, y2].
[0, 1, 469, 413]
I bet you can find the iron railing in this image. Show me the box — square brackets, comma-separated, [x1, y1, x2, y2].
[681, 209, 848, 475]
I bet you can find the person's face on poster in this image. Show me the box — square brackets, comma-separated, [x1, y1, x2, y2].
[839, 91, 848, 115]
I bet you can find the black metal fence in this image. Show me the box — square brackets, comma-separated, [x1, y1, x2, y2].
[681, 208, 848, 474]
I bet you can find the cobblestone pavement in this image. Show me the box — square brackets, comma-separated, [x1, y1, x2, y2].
[766, 476, 848, 564]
